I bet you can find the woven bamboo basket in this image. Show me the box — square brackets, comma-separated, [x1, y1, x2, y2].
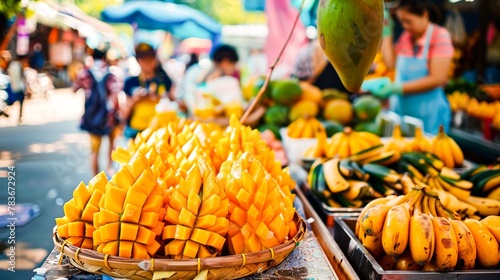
[53, 213, 307, 280]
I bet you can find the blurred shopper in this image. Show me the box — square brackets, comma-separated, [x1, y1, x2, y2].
[180, 44, 264, 126]
[185, 52, 199, 70]
[291, 28, 350, 92]
[369, 0, 454, 135]
[123, 43, 173, 139]
[29, 43, 45, 71]
[73, 47, 119, 176]
[247, 48, 267, 78]
[7, 55, 27, 124]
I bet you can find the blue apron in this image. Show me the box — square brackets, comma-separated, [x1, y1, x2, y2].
[389, 25, 451, 135]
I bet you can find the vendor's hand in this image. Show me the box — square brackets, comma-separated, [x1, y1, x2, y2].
[372, 82, 403, 100]
[360, 77, 391, 93]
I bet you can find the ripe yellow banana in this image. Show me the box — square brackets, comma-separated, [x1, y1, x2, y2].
[356, 196, 392, 238]
[382, 203, 411, 257]
[348, 138, 363, 156]
[313, 127, 328, 158]
[377, 254, 396, 270]
[448, 137, 464, 167]
[484, 175, 500, 193]
[356, 131, 381, 146]
[322, 158, 350, 193]
[409, 195, 435, 266]
[336, 138, 348, 159]
[450, 220, 476, 270]
[431, 137, 443, 164]
[440, 137, 455, 169]
[466, 195, 500, 216]
[287, 120, 300, 138]
[464, 218, 500, 268]
[327, 133, 346, 158]
[435, 177, 470, 203]
[361, 195, 407, 236]
[486, 185, 500, 200]
[394, 249, 423, 271]
[422, 259, 439, 272]
[301, 124, 314, 138]
[362, 233, 384, 260]
[431, 216, 458, 271]
[480, 216, 500, 244]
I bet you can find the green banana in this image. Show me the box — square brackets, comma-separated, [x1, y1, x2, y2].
[460, 165, 489, 180]
[362, 164, 401, 184]
[349, 160, 370, 181]
[347, 144, 385, 163]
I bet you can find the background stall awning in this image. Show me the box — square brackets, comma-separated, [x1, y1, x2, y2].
[28, 0, 116, 38]
[101, 0, 221, 42]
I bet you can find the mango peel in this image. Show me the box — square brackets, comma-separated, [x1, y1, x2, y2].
[317, 0, 384, 93]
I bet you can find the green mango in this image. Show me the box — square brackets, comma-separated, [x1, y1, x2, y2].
[317, 0, 384, 93]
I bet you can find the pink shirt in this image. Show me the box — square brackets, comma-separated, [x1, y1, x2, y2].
[396, 24, 455, 59]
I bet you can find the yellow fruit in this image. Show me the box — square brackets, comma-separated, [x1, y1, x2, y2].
[464, 218, 500, 268]
[299, 81, 322, 104]
[430, 125, 463, 168]
[289, 100, 319, 121]
[385, 125, 408, 153]
[217, 152, 296, 254]
[162, 159, 229, 258]
[406, 127, 431, 152]
[56, 173, 108, 249]
[323, 99, 353, 125]
[450, 220, 476, 270]
[431, 217, 458, 271]
[326, 127, 381, 159]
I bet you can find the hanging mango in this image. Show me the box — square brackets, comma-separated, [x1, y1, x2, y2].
[317, 0, 384, 93]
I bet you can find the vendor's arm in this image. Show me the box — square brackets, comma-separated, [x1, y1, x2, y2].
[401, 56, 451, 94]
[380, 36, 396, 70]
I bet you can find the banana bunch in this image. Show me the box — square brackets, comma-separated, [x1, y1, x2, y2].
[308, 157, 408, 208]
[324, 127, 381, 159]
[430, 125, 464, 168]
[302, 125, 328, 158]
[400, 152, 500, 218]
[405, 127, 432, 152]
[308, 158, 389, 208]
[461, 164, 500, 200]
[287, 117, 325, 138]
[347, 144, 400, 166]
[357, 183, 500, 271]
[384, 125, 409, 154]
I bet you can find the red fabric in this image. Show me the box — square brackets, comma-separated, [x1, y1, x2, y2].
[264, 0, 308, 78]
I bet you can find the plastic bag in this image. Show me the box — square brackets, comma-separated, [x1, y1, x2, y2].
[444, 8, 466, 46]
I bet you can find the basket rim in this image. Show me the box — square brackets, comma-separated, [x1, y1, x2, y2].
[53, 213, 307, 272]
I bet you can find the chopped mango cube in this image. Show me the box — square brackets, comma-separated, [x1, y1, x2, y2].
[120, 223, 139, 241]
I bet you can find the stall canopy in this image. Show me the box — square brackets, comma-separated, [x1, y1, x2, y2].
[101, 1, 221, 43]
[28, 0, 115, 39]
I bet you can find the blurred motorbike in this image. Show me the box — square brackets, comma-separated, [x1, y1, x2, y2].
[25, 67, 54, 99]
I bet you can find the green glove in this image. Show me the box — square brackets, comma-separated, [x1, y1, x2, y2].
[372, 82, 403, 100]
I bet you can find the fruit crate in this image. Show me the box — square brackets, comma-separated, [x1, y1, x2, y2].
[332, 216, 500, 280]
[300, 184, 361, 227]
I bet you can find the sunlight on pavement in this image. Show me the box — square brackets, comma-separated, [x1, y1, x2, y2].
[0, 88, 84, 128]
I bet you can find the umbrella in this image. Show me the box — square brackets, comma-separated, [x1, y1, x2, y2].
[101, 1, 221, 42]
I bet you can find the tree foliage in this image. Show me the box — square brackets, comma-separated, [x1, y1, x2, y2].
[175, 0, 265, 25]
[0, 0, 22, 18]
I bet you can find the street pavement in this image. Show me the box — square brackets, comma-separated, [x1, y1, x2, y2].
[0, 89, 125, 279]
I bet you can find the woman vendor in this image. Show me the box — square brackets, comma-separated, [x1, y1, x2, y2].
[370, 0, 454, 135]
